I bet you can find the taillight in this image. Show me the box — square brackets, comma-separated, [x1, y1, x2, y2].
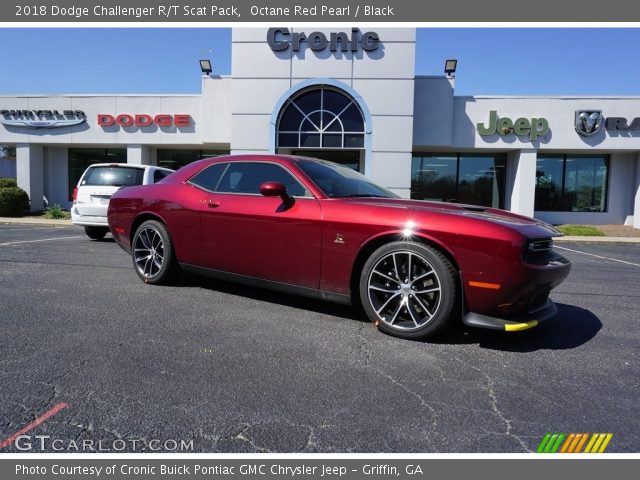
[72, 187, 78, 204]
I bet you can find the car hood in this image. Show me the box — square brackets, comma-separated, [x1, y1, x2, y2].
[342, 197, 562, 238]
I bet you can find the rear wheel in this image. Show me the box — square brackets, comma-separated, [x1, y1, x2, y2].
[84, 226, 109, 240]
[359, 241, 458, 340]
[132, 220, 179, 285]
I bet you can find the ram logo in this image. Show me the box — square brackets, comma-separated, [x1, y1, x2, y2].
[575, 110, 603, 137]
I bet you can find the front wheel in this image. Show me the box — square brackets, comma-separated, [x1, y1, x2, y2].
[359, 241, 458, 340]
[132, 220, 179, 285]
[84, 226, 109, 240]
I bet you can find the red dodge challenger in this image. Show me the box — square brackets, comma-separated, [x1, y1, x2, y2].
[108, 155, 571, 340]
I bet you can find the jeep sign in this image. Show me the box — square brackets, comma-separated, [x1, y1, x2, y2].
[477, 110, 549, 141]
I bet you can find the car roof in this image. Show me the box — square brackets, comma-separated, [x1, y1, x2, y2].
[207, 154, 315, 163]
[167, 154, 301, 180]
[85, 163, 173, 171]
[191, 154, 322, 168]
[165, 154, 329, 196]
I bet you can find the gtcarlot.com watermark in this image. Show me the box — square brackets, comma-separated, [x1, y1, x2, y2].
[13, 435, 193, 452]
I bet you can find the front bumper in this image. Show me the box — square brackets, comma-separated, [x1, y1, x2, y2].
[462, 246, 571, 323]
[463, 298, 558, 332]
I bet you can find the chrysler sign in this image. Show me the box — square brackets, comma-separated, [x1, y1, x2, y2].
[267, 28, 380, 52]
[0, 109, 86, 128]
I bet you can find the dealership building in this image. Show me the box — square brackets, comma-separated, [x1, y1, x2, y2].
[1, 27, 639, 228]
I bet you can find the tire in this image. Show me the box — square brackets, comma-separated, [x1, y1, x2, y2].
[84, 226, 109, 240]
[359, 241, 458, 340]
[131, 220, 179, 285]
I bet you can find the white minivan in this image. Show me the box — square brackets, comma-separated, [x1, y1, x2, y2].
[71, 163, 174, 240]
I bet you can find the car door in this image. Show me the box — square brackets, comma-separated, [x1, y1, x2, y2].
[195, 161, 322, 289]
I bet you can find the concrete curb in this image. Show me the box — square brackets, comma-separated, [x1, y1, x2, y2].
[0, 217, 73, 226]
[555, 236, 640, 243]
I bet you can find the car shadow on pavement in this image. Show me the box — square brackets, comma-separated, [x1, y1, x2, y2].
[179, 272, 361, 320]
[174, 274, 602, 351]
[87, 236, 115, 243]
[433, 303, 602, 352]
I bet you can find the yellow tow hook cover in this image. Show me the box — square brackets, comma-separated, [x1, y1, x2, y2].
[504, 320, 539, 332]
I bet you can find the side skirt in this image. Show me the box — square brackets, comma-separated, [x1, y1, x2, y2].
[179, 263, 353, 306]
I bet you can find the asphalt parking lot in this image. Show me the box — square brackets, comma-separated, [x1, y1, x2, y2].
[0, 224, 638, 453]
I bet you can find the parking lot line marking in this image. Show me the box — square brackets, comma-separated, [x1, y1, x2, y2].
[0, 227, 71, 231]
[0, 236, 82, 246]
[555, 246, 640, 268]
[0, 402, 68, 449]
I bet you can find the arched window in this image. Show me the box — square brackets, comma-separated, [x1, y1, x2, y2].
[277, 87, 365, 150]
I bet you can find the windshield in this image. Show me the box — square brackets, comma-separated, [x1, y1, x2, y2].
[296, 159, 400, 199]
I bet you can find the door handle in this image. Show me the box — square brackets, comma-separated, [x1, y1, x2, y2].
[207, 201, 220, 208]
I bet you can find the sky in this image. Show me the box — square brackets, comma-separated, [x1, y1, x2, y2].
[0, 28, 639, 96]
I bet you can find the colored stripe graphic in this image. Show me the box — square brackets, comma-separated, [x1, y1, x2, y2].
[550, 433, 565, 452]
[543, 434, 558, 453]
[559, 433, 575, 453]
[591, 434, 606, 453]
[538, 432, 613, 453]
[573, 433, 589, 453]
[597, 433, 613, 453]
[585, 433, 614, 453]
[566, 433, 588, 453]
[537, 433, 552, 453]
[537, 433, 566, 453]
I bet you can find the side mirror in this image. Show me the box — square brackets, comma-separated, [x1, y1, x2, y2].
[260, 181, 294, 209]
[260, 181, 287, 198]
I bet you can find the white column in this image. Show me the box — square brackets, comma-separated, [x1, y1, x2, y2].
[633, 153, 640, 229]
[507, 149, 537, 218]
[16, 144, 44, 212]
[44, 147, 70, 209]
[148, 147, 157, 166]
[126, 144, 151, 165]
[370, 151, 412, 199]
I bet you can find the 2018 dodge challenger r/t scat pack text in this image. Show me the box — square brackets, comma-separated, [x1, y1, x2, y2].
[107, 155, 571, 340]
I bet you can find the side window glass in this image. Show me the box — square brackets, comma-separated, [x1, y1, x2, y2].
[216, 162, 308, 197]
[189, 163, 228, 191]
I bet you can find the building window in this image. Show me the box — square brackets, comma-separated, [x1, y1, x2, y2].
[411, 154, 507, 209]
[0, 145, 16, 161]
[0, 145, 17, 180]
[535, 155, 609, 212]
[68, 148, 126, 200]
[277, 87, 365, 150]
[157, 149, 229, 171]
